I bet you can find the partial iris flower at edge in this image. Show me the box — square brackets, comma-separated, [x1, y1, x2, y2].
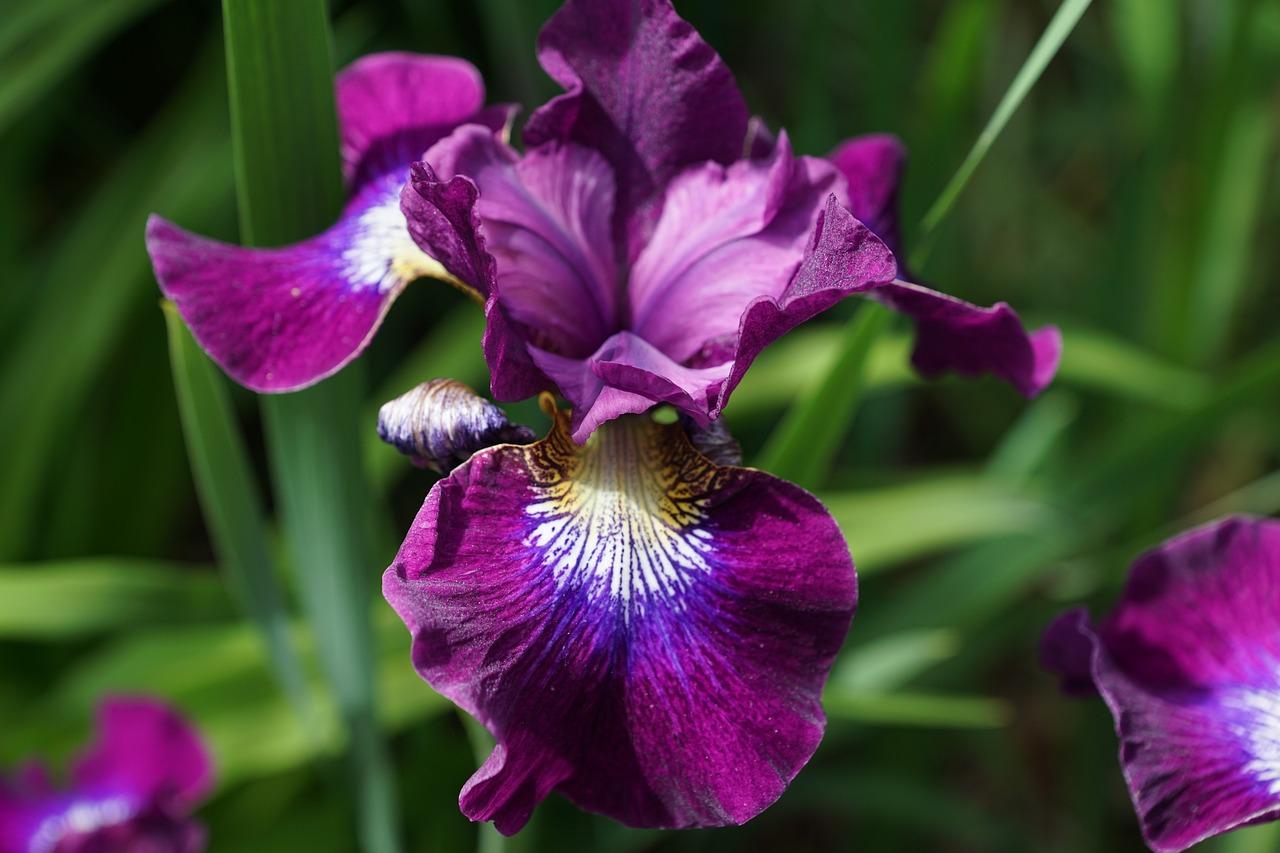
[400, 0, 1062, 444]
[1042, 516, 1280, 853]
[145, 53, 513, 392]
[0, 697, 212, 853]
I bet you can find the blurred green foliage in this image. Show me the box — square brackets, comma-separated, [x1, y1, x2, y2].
[1, 1, 1278, 851]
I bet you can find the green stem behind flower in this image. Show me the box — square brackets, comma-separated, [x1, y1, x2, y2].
[219, 1, 401, 851]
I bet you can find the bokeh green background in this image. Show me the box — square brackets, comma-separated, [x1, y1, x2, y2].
[2, 0, 1279, 850]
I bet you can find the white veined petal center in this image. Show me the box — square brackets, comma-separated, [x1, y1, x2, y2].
[523, 418, 717, 619]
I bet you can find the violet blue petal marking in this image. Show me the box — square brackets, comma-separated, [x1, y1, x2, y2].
[523, 0, 749, 255]
[0, 697, 212, 853]
[383, 405, 856, 833]
[1042, 517, 1280, 853]
[147, 52, 497, 394]
[377, 378, 536, 474]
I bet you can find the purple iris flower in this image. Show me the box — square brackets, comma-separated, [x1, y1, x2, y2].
[143, 0, 1060, 836]
[0, 697, 213, 853]
[1043, 516, 1280, 852]
[379, 0, 1058, 835]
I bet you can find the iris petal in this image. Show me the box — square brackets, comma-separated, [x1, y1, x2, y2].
[0, 698, 211, 853]
[337, 53, 489, 190]
[524, 0, 749, 254]
[147, 176, 447, 392]
[872, 280, 1062, 398]
[383, 404, 856, 833]
[629, 135, 842, 364]
[1044, 517, 1280, 852]
[148, 52, 500, 394]
[828, 133, 905, 255]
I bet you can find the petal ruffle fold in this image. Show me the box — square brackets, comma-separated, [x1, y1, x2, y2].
[1044, 517, 1280, 853]
[629, 136, 842, 364]
[384, 407, 856, 833]
[523, 0, 749, 253]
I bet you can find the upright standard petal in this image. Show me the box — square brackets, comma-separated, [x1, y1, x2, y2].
[149, 53, 498, 394]
[1044, 517, 1280, 852]
[0, 697, 212, 853]
[377, 378, 535, 474]
[523, 0, 749, 252]
[419, 126, 621, 355]
[337, 53, 489, 189]
[628, 135, 842, 364]
[404, 126, 625, 405]
[384, 404, 856, 833]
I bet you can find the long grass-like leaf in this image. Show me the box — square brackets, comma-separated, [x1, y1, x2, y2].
[916, 0, 1094, 250]
[219, 1, 401, 849]
[164, 301, 315, 729]
[821, 473, 1056, 574]
[823, 689, 1010, 729]
[0, 559, 229, 638]
[0, 44, 231, 560]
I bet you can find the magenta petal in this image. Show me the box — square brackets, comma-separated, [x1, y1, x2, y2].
[828, 134, 906, 254]
[149, 175, 447, 393]
[524, 0, 749, 253]
[1, 698, 211, 853]
[871, 280, 1061, 398]
[337, 53, 487, 190]
[1045, 517, 1280, 852]
[414, 126, 620, 355]
[529, 332, 730, 442]
[629, 136, 842, 364]
[1040, 608, 1099, 697]
[715, 196, 898, 413]
[384, 411, 855, 833]
[72, 697, 212, 808]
